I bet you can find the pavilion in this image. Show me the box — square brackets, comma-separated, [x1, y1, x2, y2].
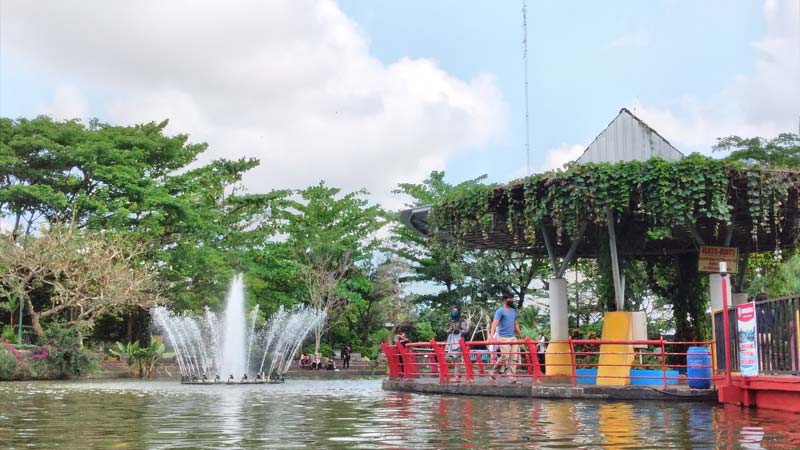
[401, 108, 800, 380]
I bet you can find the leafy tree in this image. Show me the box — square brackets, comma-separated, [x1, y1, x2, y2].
[715, 133, 800, 168]
[715, 133, 800, 297]
[393, 171, 547, 310]
[391, 172, 477, 304]
[343, 258, 414, 348]
[0, 116, 284, 318]
[747, 253, 800, 297]
[278, 182, 386, 355]
[0, 226, 161, 338]
[645, 254, 709, 342]
[462, 249, 548, 309]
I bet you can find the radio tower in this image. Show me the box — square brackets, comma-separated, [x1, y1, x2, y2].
[522, 0, 531, 176]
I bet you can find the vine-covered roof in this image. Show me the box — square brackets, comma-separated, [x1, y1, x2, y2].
[402, 155, 800, 258]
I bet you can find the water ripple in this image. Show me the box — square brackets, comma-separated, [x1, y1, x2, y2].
[1, 379, 799, 449]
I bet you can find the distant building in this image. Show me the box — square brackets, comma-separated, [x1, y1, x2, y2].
[575, 108, 684, 165]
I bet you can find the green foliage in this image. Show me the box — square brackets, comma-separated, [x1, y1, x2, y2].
[747, 253, 800, 297]
[432, 155, 737, 244]
[427, 154, 800, 344]
[393, 172, 546, 313]
[109, 337, 174, 378]
[0, 226, 160, 338]
[137, 338, 175, 378]
[715, 133, 800, 169]
[278, 182, 387, 354]
[303, 342, 334, 358]
[0, 325, 96, 380]
[0, 347, 26, 380]
[409, 321, 435, 342]
[1, 325, 17, 344]
[28, 344, 97, 379]
[0, 116, 284, 321]
[109, 340, 141, 375]
[365, 328, 391, 359]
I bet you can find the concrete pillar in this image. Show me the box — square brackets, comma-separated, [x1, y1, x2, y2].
[549, 278, 568, 340]
[546, 278, 571, 376]
[732, 293, 748, 306]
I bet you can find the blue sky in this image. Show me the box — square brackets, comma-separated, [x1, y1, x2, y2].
[340, 0, 770, 182]
[1, 0, 797, 206]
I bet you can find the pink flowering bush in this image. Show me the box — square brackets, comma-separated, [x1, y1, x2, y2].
[0, 328, 97, 380]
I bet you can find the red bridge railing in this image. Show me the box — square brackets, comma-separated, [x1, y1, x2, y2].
[380, 337, 716, 389]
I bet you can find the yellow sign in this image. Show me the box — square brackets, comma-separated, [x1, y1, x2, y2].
[698, 246, 738, 273]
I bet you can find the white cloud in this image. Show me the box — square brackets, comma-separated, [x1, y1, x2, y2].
[539, 143, 586, 172]
[632, 0, 799, 153]
[510, 142, 585, 179]
[35, 84, 89, 120]
[2, 0, 507, 209]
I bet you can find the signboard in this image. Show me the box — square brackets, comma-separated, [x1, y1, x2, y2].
[698, 246, 738, 273]
[736, 302, 759, 376]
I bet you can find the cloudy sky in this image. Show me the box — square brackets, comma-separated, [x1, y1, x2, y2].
[1, 0, 798, 208]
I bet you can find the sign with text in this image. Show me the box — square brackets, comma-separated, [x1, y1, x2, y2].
[698, 246, 739, 273]
[736, 302, 759, 376]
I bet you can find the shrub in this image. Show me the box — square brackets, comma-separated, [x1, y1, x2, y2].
[1, 325, 17, 344]
[108, 337, 174, 378]
[0, 347, 27, 380]
[303, 342, 334, 358]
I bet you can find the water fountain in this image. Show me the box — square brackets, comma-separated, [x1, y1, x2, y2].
[152, 274, 325, 384]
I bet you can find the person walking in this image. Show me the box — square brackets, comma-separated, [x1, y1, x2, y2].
[445, 306, 469, 382]
[490, 292, 522, 384]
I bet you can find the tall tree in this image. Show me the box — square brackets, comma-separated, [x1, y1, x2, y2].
[278, 182, 386, 355]
[393, 171, 548, 310]
[0, 116, 283, 315]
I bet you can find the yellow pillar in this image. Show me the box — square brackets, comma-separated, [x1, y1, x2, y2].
[597, 311, 634, 385]
[545, 341, 573, 376]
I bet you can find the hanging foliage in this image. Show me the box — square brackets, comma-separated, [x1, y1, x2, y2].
[430, 155, 800, 254]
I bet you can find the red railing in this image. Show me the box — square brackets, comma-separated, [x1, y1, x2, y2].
[380, 337, 716, 389]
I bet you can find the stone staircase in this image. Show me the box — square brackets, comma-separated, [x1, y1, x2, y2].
[285, 358, 385, 377]
[95, 357, 383, 379]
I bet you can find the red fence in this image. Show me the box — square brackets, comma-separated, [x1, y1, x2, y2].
[380, 337, 716, 389]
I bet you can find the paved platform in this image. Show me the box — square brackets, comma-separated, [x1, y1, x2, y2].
[382, 377, 718, 402]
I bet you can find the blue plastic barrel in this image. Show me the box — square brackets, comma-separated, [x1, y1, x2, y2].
[686, 347, 711, 389]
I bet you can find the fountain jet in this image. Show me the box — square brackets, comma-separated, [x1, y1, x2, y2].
[152, 274, 325, 382]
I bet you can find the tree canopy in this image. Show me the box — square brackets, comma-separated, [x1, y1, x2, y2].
[2, 115, 798, 357]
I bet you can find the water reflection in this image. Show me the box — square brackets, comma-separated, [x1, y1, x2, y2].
[1, 379, 799, 449]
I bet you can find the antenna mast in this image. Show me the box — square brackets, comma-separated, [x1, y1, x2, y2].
[522, 0, 531, 176]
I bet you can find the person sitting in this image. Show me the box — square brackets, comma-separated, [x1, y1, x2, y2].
[311, 354, 321, 370]
[299, 352, 311, 368]
[326, 358, 335, 370]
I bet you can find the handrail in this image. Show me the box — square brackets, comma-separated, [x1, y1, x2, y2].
[382, 337, 716, 389]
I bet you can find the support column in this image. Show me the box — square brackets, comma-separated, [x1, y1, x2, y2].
[549, 278, 568, 341]
[545, 278, 571, 375]
[732, 293, 748, 306]
[606, 209, 624, 311]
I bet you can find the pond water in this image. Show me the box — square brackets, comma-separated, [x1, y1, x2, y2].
[0, 378, 798, 449]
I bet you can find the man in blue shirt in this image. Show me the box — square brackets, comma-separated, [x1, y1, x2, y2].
[489, 292, 522, 383]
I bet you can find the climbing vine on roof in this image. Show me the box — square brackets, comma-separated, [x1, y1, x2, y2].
[430, 154, 800, 250]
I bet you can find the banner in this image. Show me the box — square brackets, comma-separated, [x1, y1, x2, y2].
[736, 302, 759, 376]
[698, 246, 738, 273]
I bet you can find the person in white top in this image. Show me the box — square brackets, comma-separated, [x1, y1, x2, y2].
[537, 333, 547, 374]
